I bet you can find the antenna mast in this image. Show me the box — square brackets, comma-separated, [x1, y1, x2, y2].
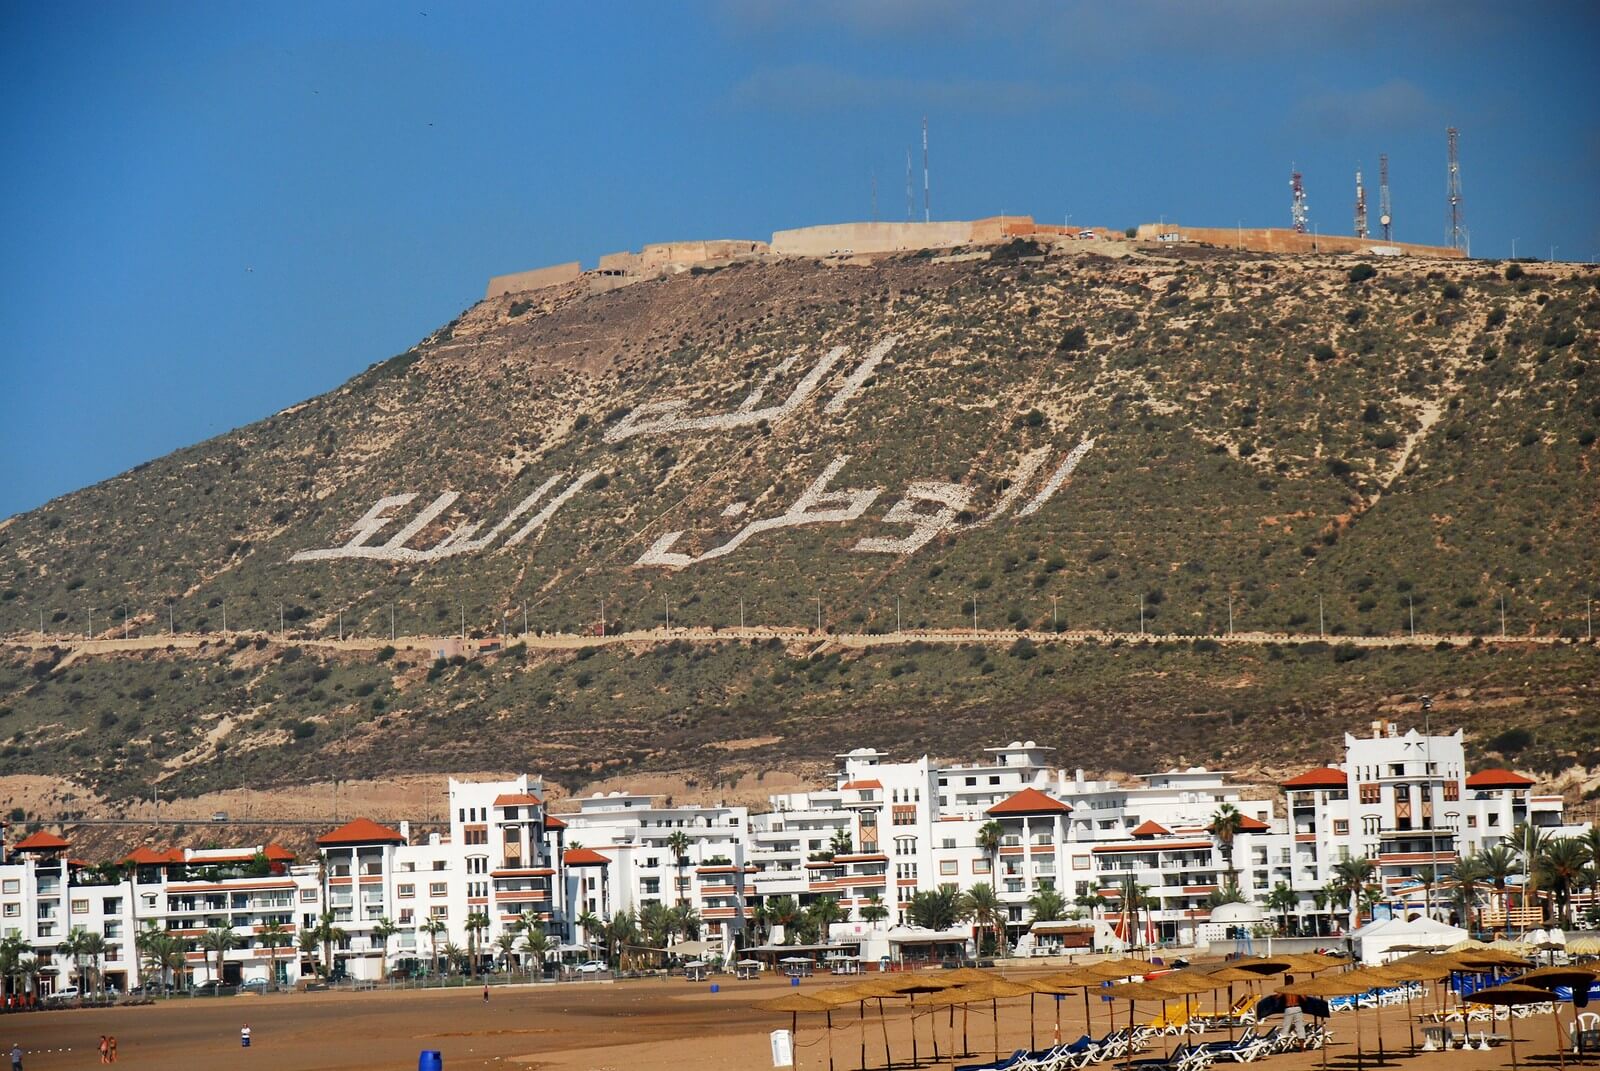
[1290, 167, 1309, 234]
[1446, 127, 1464, 250]
[1378, 153, 1392, 241]
[1354, 167, 1368, 239]
[905, 149, 913, 221]
[922, 116, 930, 223]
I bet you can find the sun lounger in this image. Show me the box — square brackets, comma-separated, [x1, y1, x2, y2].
[957, 1049, 1030, 1071]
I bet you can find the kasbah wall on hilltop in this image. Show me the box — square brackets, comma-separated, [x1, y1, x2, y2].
[484, 216, 1466, 299]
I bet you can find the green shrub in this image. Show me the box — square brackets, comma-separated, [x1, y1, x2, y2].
[1347, 263, 1376, 283]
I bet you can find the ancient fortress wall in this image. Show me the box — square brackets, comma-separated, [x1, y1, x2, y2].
[1135, 223, 1465, 259]
[597, 238, 768, 275]
[485, 261, 583, 299]
[769, 221, 973, 256]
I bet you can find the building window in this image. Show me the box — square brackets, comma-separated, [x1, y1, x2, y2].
[397, 884, 415, 899]
[939, 860, 958, 876]
[429, 883, 448, 898]
[429, 906, 447, 919]
[1, 880, 17, 895]
[300, 889, 318, 902]
[1359, 784, 1380, 805]
[1, 905, 17, 918]
[1443, 782, 1460, 801]
[71, 899, 90, 914]
[1333, 820, 1349, 836]
[972, 859, 991, 874]
[398, 909, 414, 925]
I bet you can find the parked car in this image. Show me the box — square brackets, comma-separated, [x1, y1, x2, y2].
[238, 978, 268, 993]
[575, 960, 608, 974]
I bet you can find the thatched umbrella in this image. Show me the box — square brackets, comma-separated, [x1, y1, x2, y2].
[1282, 970, 1388, 1071]
[1028, 975, 1086, 1047]
[1512, 965, 1597, 1071]
[1148, 970, 1224, 1042]
[1469, 983, 1560, 1071]
[754, 992, 836, 1071]
[1105, 980, 1181, 1068]
[1377, 957, 1453, 1054]
[856, 974, 956, 1068]
[1206, 964, 1265, 1041]
[950, 977, 1034, 1060]
[807, 985, 880, 1071]
[1036, 968, 1116, 1046]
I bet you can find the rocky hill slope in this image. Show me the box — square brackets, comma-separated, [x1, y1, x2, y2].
[1, 243, 1596, 811]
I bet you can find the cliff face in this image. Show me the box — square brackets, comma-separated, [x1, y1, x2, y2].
[1, 247, 1596, 806]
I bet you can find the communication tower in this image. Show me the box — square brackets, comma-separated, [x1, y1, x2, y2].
[1378, 153, 1392, 241]
[922, 116, 930, 223]
[1354, 168, 1368, 239]
[1290, 168, 1309, 234]
[1446, 127, 1464, 250]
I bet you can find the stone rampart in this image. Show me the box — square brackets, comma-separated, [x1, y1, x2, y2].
[769, 221, 974, 257]
[1135, 223, 1465, 259]
[484, 261, 583, 300]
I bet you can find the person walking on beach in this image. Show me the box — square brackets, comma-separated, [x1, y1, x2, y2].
[9, 1042, 21, 1071]
[240, 1024, 252, 1048]
[107, 1036, 117, 1063]
[482, 984, 489, 1003]
[1281, 976, 1306, 1047]
[98, 1036, 108, 1063]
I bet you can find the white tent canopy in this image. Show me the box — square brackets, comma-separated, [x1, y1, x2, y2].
[1353, 914, 1468, 963]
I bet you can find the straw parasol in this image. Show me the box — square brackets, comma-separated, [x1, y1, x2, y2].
[1106, 979, 1181, 1067]
[1468, 983, 1559, 1071]
[1512, 966, 1597, 1071]
[1283, 969, 1393, 1071]
[1035, 968, 1118, 1047]
[855, 973, 957, 1067]
[1568, 936, 1600, 957]
[754, 993, 837, 1071]
[961, 977, 1035, 1060]
[806, 985, 882, 1071]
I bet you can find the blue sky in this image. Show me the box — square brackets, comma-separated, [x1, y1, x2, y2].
[2, 1, 1596, 518]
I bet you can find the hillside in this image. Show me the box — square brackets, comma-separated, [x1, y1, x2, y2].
[1, 242, 1597, 816]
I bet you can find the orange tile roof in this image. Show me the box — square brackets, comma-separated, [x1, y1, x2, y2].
[840, 780, 883, 791]
[1130, 820, 1171, 837]
[1465, 769, 1535, 788]
[122, 847, 185, 865]
[543, 814, 567, 829]
[316, 817, 406, 846]
[1235, 815, 1270, 832]
[986, 787, 1072, 816]
[1281, 766, 1348, 788]
[13, 831, 71, 851]
[563, 847, 610, 866]
[493, 793, 545, 807]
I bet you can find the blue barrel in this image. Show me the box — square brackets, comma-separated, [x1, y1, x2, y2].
[790, 976, 800, 987]
[709, 983, 720, 993]
[419, 1051, 443, 1071]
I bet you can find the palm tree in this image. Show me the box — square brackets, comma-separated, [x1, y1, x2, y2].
[605, 910, 639, 969]
[0, 933, 28, 1002]
[1027, 887, 1066, 924]
[198, 925, 237, 987]
[440, 941, 463, 977]
[1581, 827, 1600, 885]
[77, 932, 106, 999]
[421, 919, 446, 977]
[638, 902, 675, 952]
[1415, 865, 1438, 921]
[908, 886, 968, 932]
[1536, 838, 1590, 926]
[1209, 803, 1246, 884]
[669, 903, 700, 942]
[575, 910, 603, 959]
[1264, 882, 1298, 935]
[1512, 823, 1551, 925]
[961, 883, 1005, 955]
[521, 927, 550, 978]
[764, 896, 800, 944]
[1452, 854, 1486, 933]
[312, 912, 345, 980]
[1311, 887, 1331, 937]
[1479, 845, 1518, 930]
[829, 827, 854, 858]
[860, 894, 890, 925]
[1331, 856, 1377, 930]
[464, 910, 490, 979]
[59, 928, 88, 1001]
[976, 821, 1004, 882]
[16, 957, 39, 1002]
[370, 917, 398, 983]
[666, 830, 692, 907]
[297, 931, 319, 980]
[258, 921, 289, 990]
[495, 932, 519, 973]
[806, 897, 843, 946]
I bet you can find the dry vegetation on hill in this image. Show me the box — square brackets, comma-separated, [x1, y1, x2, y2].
[1, 245, 1596, 811]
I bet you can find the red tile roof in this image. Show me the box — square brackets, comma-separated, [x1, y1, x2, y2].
[316, 817, 406, 847]
[1235, 815, 1271, 832]
[122, 847, 185, 865]
[986, 787, 1072, 816]
[563, 847, 610, 866]
[493, 793, 544, 807]
[1281, 766, 1348, 788]
[543, 814, 568, 829]
[1130, 820, 1171, 837]
[1465, 769, 1535, 789]
[13, 831, 71, 851]
[840, 780, 883, 791]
